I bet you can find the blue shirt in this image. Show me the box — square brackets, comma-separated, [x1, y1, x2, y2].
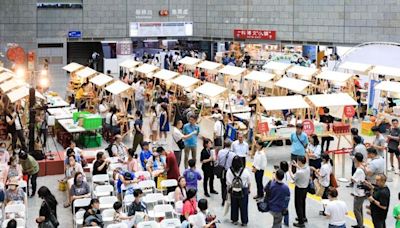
[268, 180, 290, 212]
[64, 154, 82, 165]
[140, 150, 152, 169]
[183, 123, 199, 147]
[290, 132, 308, 156]
[183, 168, 202, 190]
[117, 171, 135, 193]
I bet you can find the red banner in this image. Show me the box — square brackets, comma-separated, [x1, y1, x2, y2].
[258, 122, 269, 134]
[234, 29, 276, 40]
[344, 106, 355, 118]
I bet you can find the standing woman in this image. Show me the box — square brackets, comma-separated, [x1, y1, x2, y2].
[150, 106, 159, 142]
[200, 138, 218, 197]
[36, 186, 58, 227]
[307, 134, 322, 171]
[252, 140, 267, 200]
[132, 110, 144, 153]
[159, 103, 170, 142]
[313, 153, 333, 214]
[226, 156, 251, 226]
[172, 120, 193, 167]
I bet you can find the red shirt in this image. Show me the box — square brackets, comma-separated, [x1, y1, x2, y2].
[166, 152, 180, 180]
[182, 198, 197, 216]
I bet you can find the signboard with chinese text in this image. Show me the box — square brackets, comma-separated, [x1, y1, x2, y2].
[258, 122, 269, 134]
[234, 29, 276, 40]
[302, 119, 315, 135]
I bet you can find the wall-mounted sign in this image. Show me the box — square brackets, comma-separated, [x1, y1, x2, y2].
[234, 29, 276, 40]
[159, 9, 169, 16]
[129, 22, 193, 37]
[136, 9, 153, 19]
[68, 31, 82, 38]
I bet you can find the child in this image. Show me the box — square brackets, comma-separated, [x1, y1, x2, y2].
[113, 201, 134, 228]
[183, 159, 202, 190]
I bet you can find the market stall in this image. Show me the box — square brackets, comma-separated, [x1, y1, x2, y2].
[315, 70, 355, 94]
[75, 67, 98, 82]
[89, 73, 114, 97]
[0, 71, 13, 84]
[62, 62, 84, 74]
[0, 78, 26, 93]
[254, 95, 310, 150]
[263, 61, 292, 76]
[374, 80, 400, 123]
[274, 77, 313, 95]
[171, 75, 200, 93]
[287, 65, 319, 81]
[119, 59, 141, 75]
[135, 63, 159, 78]
[178, 56, 202, 72]
[243, 70, 276, 95]
[339, 61, 372, 75]
[6, 86, 45, 103]
[197, 61, 223, 80]
[218, 65, 247, 87]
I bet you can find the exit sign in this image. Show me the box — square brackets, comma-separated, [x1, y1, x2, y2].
[68, 31, 82, 38]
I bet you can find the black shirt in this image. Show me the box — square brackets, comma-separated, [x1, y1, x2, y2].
[200, 148, 214, 171]
[128, 201, 147, 216]
[320, 114, 334, 130]
[39, 199, 57, 221]
[92, 160, 108, 175]
[371, 186, 390, 219]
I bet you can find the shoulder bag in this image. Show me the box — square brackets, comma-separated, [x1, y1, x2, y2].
[257, 180, 272, 213]
[173, 128, 185, 150]
[214, 150, 230, 179]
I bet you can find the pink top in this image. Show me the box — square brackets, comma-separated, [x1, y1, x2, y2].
[127, 159, 138, 172]
[0, 151, 10, 165]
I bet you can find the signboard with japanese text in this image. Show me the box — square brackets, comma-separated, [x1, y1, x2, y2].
[302, 119, 315, 135]
[234, 29, 276, 40]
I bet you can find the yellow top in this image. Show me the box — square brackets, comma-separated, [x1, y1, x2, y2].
[75, 88, 84, 100]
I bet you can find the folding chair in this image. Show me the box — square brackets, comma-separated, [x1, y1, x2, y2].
[143, 193, 164, 206]
[94, 184, 114, 198]
[163, 191, 175, 204]
[136, 171, 151, 180]
[107, 223, 129, 228]
[160, 218, 181, 228]
[75, 210, 86, 228]
[2, 218, 25, 228]
[159, 179, 177, 192]
[137, 221, 160, 228]
[123, 194, 135, 212]
[18, 181, 27, 193]
[4, 204, 25, 219]
[138, 180, 156, 194]
[99, 196, 118, 210]
[101, 208, 115, 223]
[73, 198, 91, 227]
[148, 204, 174, 219]
[92, 174, 110, 189]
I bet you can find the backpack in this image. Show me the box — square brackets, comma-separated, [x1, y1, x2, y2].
[230, 167, 244, 198]
[105, 143, 115, 157]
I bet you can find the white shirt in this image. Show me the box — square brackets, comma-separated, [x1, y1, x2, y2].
[192, 211, 206, 228]
[105, 113, 118, 126]
[231, 140, 249, 158]
[226, 168, 251, 188]
[352, 167, 366, 197]
[171, 127, 184, 151]
[6, 112, 22, 130]
[253, 150, 267, 170]
[319, 163, 332, 187]
[135, 85, 145, 101]
[308, 144, 321, 159]
[99, 104, 107, 118]
[213, 120, 224, 137]
[112, 143, 127, 160]
[325, 200, 347, 226]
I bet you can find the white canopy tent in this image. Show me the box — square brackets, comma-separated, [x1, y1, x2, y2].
[375, 81, 400, 93]
[194, 82, 227, 98]
[197, 61, 222, 71]
[7, 86, 45, 103]
[135, 64, 159, 75]
[369, 65, 400, 79]
[178, 56, 202, 66]
[218, 65, 247, 81]
[152, 69, 179, 81]
[171, 75, 200, 90]
[258, 95, 310, 111]
[62, 62, 84, 73]
[263, 61, 292, 75]
[89, 74, 114, 87]
[119, 59, 141, 70]
[274, 77, 312, 94]
[0, 72, 13, 84]
[105, 80, 131, 95]
[339, 61, 372, 74]
[0, 79, 26, 93]
[306, 93, 358, 107]
[75, 67, 98, 79]
[244, 71, 275, 83]
[316, 71, 353, 83]
[287, 65, 319, 81]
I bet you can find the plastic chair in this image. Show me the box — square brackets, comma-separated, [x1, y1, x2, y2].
[160, 179, 177, 189]
[148, 204, 174, 219]
[107, 223, 129, 228]
[94, 184, 114, 197]
[163, 191, 175, 204]
[2, 218, 25, 228]
[136, 171, 151, 180]
[101, 208, 115, 222]
[137, 221, 160, 228]
[4, 204, 25, 219]
[73, 197, 91, 218]
[18, 181, 27, 191]
[138, 180, 156, 194]
[160, 218, 181, 228]
[123, 194, 135, 212]
[143, 193, 164, 206]
[75, 210, 86, 228]
[99, 196, 118, 210]
[92, 174, 110, 189]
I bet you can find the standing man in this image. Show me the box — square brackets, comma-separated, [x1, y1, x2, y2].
[134, 81, 145, 115]
[324, 188, 348, 228]
[290, 124, 308, 173]
[216, 140, 235, 206]
[351, 153, 367, 228]
[387, 119, 400, 173]
[365, 174, 391, 228]
[365, 148, 385, 185]
[212, 113, 225, 154]
[158, 147, 180, 192]
[371, 126, 386, 157]
[182, 115, 200, 169]
[231, 133, 249, 166]
[6, 105, 27, 152]
[268, 169, 290, 228]
[289, 156, 310, 228]
[19, 150, 39, 197]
